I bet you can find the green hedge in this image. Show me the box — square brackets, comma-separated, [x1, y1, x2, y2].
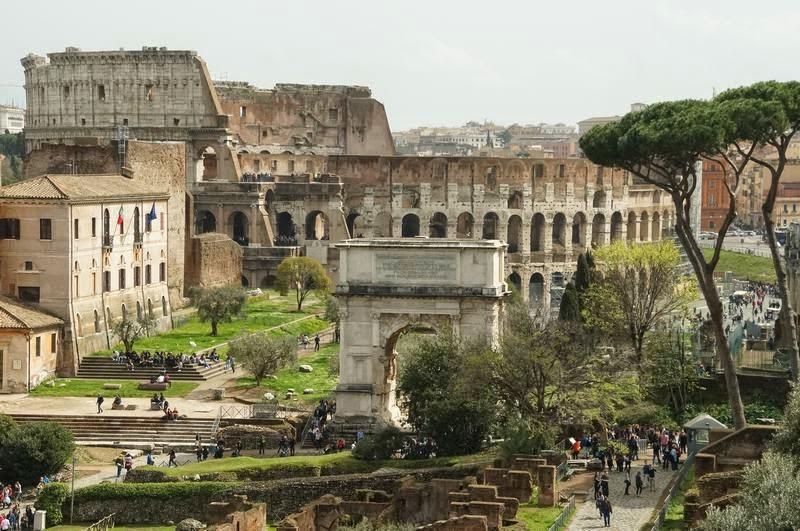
[72, 481, 231, 502]
[38, 483, 69, 525]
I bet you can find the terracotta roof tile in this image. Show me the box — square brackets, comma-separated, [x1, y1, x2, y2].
[0, 297, 63, 330]
[0, 174, 168, 201]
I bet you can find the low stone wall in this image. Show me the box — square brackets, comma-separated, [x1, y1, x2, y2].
[694, 426, 777, 478]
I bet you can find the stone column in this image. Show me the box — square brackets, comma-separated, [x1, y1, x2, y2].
[521, 222, 532, 254]
[249, 204, 261, 245]
[537, 465, 557, 507]
[544, 221, 553, 253]
[216, 203, 225, 237]
[497, 218, 508, 244]
[640, 217, 651, 242]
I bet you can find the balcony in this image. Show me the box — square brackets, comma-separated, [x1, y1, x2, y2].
[134, 232, 143, 247]
[102, 234, 113, 251]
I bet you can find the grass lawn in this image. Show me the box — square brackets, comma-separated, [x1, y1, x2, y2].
[151, 449, 492, 478]
[30, 379, 198, 398]
[516, 500, 567, 530]
[91, 291, 326, 356]
[701, 248, 776, 283]
[662, 465, 695, 530]
[235, 342, 338, 404]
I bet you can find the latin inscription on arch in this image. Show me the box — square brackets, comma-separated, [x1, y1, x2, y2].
[375, 253, 457, 284]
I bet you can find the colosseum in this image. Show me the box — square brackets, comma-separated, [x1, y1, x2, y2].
[19, 46, 674, 310]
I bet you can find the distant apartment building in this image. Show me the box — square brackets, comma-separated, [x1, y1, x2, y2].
[0, 174, 172, 374]
[700, 159, 731, 231]
[0, 105, 24, 134]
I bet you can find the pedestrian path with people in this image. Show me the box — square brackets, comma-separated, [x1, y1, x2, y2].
[567, 459, 678, 530]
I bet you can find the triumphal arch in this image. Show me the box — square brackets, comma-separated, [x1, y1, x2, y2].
[334, 238, 507, 425]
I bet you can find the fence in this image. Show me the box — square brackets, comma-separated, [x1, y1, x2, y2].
[85, 513, 115, 531]
[212, 404, 254, 435]
[648, 452, 696, 531]
[546, 494, 576, 531]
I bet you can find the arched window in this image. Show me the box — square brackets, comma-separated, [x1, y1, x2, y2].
[93, 310, 100, 333]
[75, 313, 83, 338]
[482, 212, 499, 239]
[136, 301, 142, 320]
[531, 213, 546, 252]
[429, 213, 447, 238]
[401, 214, 420, 237]
[611, 212, 624, 242]
[304, 211, 327, 240]
[507, 272, 521, 292]
[103, 208, 110, 243]
[456, 212, 474, 238]
[552, 213, 566, 249]
[529, 273, 545, 306]
[507, 215, 522, 253]
[161, 296, 168, 316]
[196, 211, 216, 234]
[148, 299, 154, 318]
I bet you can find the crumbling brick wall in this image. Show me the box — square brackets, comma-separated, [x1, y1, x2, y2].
[185, 233, 243, 289]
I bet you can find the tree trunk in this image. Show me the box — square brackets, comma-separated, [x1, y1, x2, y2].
[763, 200, 800, 380]
[673, 208, 747, 430]
[211, 320, 218, 336]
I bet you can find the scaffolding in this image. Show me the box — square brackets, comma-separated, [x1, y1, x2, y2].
[116, 125, 129, 169]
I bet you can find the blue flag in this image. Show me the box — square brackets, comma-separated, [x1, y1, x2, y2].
[147, 202, 157, 221]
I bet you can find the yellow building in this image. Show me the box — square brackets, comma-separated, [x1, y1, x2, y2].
[0, 296, 63, 392]
[0, 174, 172, 376]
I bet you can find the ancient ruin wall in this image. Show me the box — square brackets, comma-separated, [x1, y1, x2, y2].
[126, 140, 187, 306]
[185, 233, 244, 289]
[20, 48, 224, 152]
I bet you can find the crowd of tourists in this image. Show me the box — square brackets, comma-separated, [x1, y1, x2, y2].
[274, 234, 298, 246]
[308, 399, 336, 451]
[240, 172, 273, 182]
[570, 425, 690, 527]
[111, 349, 223, 371]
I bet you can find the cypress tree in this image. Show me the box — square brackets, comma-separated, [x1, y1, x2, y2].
[559, 282, 581, 322]
[575, 253, 591, 293]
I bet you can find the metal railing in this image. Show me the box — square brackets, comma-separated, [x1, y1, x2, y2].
[547, 494, 576, 531]
[212, 404, 254, 435]
[649, 452, 696, 531]
[85, 513, 115, 531]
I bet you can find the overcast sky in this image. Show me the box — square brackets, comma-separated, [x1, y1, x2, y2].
[2, 0, 798, 131]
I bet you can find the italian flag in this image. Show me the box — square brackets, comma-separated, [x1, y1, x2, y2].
[117, 206, 124, 226]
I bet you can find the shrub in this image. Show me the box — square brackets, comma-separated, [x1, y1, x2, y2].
[497, 421, 556, 463]
[352, 426, 407, 461]
[38, 483, 69, 525]
[615, 402, 674, 427]
[0, 421, 74, 485]
[771, 383, 800, 455]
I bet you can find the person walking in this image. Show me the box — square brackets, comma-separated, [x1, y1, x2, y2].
[624, 470, 631, 495]
[599, 497, 613, 527]
[600, 471, 610, 497]
[114, 455, 124, 478]
[648, 465, 656, 491]
[96, 394, 104, 414]
[314, 334, 321, 352]
[258, 435, 266, 456]
[635, 470, 644, 496]
[168, 449, 178, 467]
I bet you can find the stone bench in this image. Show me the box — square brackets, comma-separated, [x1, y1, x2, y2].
[138, 382, 168, 391]
[111, 403, 138, 411]
[103, 383, 122, 390]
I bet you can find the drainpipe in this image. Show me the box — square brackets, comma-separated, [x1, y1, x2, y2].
[67, 203, 80, 373]
[26, 331, 31, 392]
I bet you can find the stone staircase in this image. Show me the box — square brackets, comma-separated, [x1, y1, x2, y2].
[76, 356, 227, 381]
[9, 414, 216, 450]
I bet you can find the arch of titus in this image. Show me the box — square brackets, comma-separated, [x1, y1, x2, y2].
[334, 238, 507, 424]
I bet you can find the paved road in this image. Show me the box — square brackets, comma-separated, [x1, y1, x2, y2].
[567, 459, 679, 530]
